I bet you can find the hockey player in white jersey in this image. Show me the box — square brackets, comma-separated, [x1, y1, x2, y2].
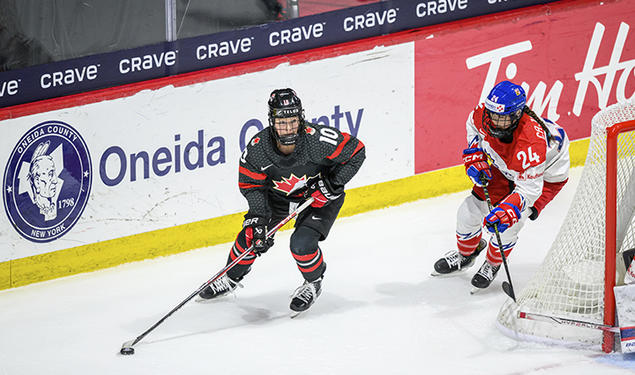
[432, 80, 570, 290]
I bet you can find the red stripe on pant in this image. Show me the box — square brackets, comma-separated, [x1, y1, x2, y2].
[486, 242, 513, 265]
[292, 249, 319, 262]
[229, 240, 256, 266]
[456, 234, 482, 257]
[293, 249, 323, 273]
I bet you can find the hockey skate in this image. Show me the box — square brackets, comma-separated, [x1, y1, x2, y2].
[197, 274, 242, 302]
[470, 260, 501, 294]
[289, 277, 322, 318]
[431, 239, 486, 277]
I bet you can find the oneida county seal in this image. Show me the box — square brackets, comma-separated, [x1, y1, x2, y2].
[3, 120, 92, 242]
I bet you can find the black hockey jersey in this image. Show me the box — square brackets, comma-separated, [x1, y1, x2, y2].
[238, 123, 365, 219]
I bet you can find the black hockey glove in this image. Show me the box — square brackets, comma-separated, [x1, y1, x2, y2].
[306, 178, 342, 208]
[243, 217, 274, 256]
[528, 207, 539, 221]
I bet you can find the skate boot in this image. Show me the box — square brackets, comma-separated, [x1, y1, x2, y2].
[432, 239, 486, 276]
[290, 277, 322, 313]
[470, 260, 501, 289]
[198, 274, 242, 300]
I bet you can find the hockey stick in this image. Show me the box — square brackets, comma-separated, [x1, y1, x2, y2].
[481, 183, 517, 302]
[518, 311, 620, 333]
[119, 197, 315, 355]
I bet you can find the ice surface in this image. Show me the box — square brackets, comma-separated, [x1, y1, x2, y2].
[1, 167, 634, 374]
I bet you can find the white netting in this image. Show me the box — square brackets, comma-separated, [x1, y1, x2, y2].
[497, 101, 635, 350]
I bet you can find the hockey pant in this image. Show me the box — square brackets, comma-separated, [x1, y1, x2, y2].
[226, 194, 344, 282]
[456, 194, 528, 266]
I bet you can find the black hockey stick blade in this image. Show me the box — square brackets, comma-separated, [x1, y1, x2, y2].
[502, 281, 516, 302]
[120, 340, 135, 355]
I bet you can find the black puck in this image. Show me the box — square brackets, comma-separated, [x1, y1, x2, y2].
[120, 347, 135, 355]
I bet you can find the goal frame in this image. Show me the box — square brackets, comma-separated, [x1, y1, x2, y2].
[604, 119, 635, 352]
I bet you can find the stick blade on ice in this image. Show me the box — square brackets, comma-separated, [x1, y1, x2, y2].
[120, 340, 135, 355]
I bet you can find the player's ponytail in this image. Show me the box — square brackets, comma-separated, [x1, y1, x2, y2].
[523, 106, 554, 146]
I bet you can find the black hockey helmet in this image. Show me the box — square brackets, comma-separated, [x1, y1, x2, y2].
[268, 88, 305, 146]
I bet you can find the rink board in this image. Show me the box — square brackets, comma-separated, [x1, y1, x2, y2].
[0, 0, 629, 289]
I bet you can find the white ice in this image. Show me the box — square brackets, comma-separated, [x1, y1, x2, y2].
[1, 167, 634, 375]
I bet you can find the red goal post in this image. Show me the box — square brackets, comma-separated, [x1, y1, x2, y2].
[604, 118, 635, 352]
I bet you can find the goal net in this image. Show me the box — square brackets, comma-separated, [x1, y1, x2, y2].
[497, 101, 635, 352]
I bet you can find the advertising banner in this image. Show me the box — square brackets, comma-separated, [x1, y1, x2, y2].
[0, 0, 557, 108]
[414, 0, 635, 173]
[0, 43, 414, 261]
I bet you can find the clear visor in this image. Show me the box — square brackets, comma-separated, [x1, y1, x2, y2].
[487, 111, 514, 130]
[274, 116, 300, 137]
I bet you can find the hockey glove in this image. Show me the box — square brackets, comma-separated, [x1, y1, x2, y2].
[483, 193, 525, 233]
[306, 178, 342, 208]
[463, 148, 492, 187]
[243, 217, 274, 256]
[528, 207, 539, 221]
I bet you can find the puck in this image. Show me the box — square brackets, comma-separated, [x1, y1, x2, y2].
[120, 347, 135, 355]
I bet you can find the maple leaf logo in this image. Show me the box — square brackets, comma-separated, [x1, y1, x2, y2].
[305, 126, 316, 135]
[272, 173, 308, 195]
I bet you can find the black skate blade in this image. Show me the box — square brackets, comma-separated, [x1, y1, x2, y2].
[195, 297, 215, 303]
[194, 294, 235, 303]
[430, 267, 472, 278]
[502, 281, 516, 302]
[290, 310, 304, 319]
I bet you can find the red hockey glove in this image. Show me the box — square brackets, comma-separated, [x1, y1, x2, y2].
[243, 217, 274, 256]
[463, 148, 492, 187]
[483, 193, 525, 233]
[306, 178, 342, 208]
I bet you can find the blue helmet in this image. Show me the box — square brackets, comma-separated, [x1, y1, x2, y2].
[483, 81, 526, 139]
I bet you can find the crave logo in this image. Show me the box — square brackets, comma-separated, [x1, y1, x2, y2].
[3, 121, 92, 242]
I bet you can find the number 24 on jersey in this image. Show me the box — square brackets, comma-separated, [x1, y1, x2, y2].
[517, 147, 540, 169]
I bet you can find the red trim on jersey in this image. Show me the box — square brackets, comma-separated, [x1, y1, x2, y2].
[351, 139, 365, 157]
[239, 182, 264, 189]
[239, 166, 267, 180]
[327, 133, 351, 160]
[532, 179, 568, 213]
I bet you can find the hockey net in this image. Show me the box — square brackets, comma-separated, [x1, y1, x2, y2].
[497, 101, 635, 352]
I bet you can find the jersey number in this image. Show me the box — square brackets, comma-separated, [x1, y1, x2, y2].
[319, 127, 339, 146]
[517, 147, 540, 169]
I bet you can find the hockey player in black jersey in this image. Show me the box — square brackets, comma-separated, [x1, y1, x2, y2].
[198, 88, 366, 313]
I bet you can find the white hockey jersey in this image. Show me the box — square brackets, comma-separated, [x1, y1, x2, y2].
[466, 104, 570, 206]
